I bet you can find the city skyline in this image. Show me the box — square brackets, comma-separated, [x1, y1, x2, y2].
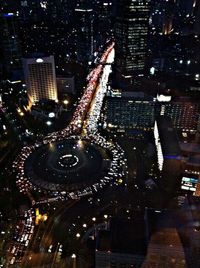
[0, 1, 200, 268]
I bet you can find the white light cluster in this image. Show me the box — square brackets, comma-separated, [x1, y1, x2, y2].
[154, 121, 164, 171]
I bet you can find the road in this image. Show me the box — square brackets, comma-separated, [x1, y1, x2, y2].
[21, 199, 79, 267]
[21, 181, 143, 268]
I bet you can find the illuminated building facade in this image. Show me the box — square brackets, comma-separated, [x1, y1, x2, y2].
[104, 95, 200, 134]
[159, 101, 199, 133]
[115, 0, 151, 76]
[23, 56, 58, 104]
[104, 96, 155, 132]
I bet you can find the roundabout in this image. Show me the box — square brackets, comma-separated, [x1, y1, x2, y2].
[13, 43, 127, 198]
[24, 138, 111, 192]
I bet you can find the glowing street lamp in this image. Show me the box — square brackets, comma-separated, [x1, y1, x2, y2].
[46, 121, 52, 126]
[71, 253, 77, 268]
[76, 233, 80, 238]
[63, 99, 69, 105]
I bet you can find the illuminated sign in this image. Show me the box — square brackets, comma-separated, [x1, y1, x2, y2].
[3, 13, 14, 17]
[157, 94, 171, 102]
[181, 176, 198, 192]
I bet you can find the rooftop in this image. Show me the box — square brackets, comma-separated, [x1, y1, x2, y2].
[96, 217, 147, 255]
[156, 116, 181, 157]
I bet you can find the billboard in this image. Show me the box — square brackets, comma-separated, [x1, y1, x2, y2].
[181, 177, 198, 192]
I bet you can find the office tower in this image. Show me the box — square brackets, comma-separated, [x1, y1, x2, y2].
[0, 13, 21, 79]
[175, 0, 200, 35]
[159, 101, 200, 133]
[104, 95, 155, 132]
[23, 56, 58, 104]
[150, 0, 178, 35]
[94, 0, 114, 45]
[75, 2, 94, 65]
[115, 0, 151, 76]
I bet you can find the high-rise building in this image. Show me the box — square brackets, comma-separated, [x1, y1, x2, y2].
[104, 92, 200, 134]
[115, 0, 151, 76]
[94, 0, 114, 45]
[159, 101, 199, 133]
[104, 96, 155, 132]
[23, 56, 58, 104]
[75, 1, 94, 65]
[150, 0, 177, 35]
[0, 13, 21, 79]
[175, 0, 200, 35]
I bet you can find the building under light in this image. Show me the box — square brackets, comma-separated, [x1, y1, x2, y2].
[104, 95, 155, 133]
[23, 55, 58, 104]
[159, 100, 200, 133]
[115, 0, 151, 76]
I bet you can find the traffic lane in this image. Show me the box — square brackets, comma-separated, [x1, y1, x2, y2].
[22, 184, 143, 267]
[21, 200, 79, 267]
[48, 184, 144, 243]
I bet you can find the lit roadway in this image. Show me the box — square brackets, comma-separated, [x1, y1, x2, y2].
[11, 42, 128, 268]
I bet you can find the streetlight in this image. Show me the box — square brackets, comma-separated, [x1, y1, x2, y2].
[76, 233, 80, 238]
[104, 215, 108, 219]
[71, 253, 76, 268]
[92, 217, 96, 222]
[63, 99, 69, 105]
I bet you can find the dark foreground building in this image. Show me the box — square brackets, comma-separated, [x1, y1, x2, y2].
[154, 116, 182, 193]
[95, 217, 146, 268]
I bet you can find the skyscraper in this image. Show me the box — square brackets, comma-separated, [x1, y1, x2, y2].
[75, 1, 94, 65]
[150, 0, 177, 35]
[0, 12, 21, 79]
[93, 0, 114, 46]
[115, 0, 151, 77]
[175, 0, 200, 35]
[23, 56, 58, 104]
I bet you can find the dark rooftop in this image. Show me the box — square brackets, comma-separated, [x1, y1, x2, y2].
[96, 217, 147, 256]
